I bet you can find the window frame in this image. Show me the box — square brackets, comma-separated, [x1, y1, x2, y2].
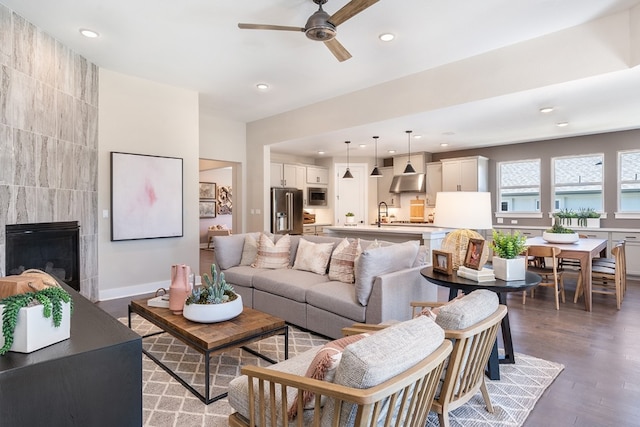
[616, 149, 640, 219]
[495, 158, 542, 219]
[551, 153, 604, 216]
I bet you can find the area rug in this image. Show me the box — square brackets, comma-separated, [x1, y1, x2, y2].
[122, 315, 563, 427]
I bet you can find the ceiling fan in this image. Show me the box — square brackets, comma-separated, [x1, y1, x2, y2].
[238, 0, 379, 62]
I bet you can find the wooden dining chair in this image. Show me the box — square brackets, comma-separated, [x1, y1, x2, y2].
[591, 240, 627, 298]
[523, 245, 565, 310]
[574, 241, 625, 309]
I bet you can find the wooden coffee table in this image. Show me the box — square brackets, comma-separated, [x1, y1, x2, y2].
[128, 299, 288, 404]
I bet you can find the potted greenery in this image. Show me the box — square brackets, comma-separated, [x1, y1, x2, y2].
[543, 215, 579, 243]
[0, 286, 72, 355]
[345, 212, 356, 224]
[182, 264, 242, 323]
[577, 207, 601, 228]
[490, 230, 528, 281]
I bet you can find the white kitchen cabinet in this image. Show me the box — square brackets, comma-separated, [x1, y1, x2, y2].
[271, 163, 305, 189]
[306, 166, 329, 185]
[425, 162, 442, 206]
[611, 232, 640, 275]
[376, 167, 401, 208]
[441, 156, 488, 192]
[393, 153, 425, 175]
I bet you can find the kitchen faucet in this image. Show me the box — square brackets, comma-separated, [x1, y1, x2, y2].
[377, 201, 388, 228]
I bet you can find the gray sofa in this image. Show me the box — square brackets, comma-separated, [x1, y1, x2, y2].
[213, 233, 438, 339]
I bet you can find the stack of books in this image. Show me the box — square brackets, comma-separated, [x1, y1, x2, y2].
[457, 266, 495, 282]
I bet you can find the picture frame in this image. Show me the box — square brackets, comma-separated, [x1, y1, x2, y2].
[463, 238, 485, 270]
[199, 201, 217, 218]
[199, 182, 217, 200]
[110, 152, 183, 241]
[217, 185, 232, 215]
[432, 250, 453, 275]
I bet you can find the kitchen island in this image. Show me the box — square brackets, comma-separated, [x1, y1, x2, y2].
[323, 224, 451, 261]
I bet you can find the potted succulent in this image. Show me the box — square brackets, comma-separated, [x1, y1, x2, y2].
[543, 215, 579, 243]
[182, 264, 243, 323]
[345, 212, 356, 224]
[490, 230, 528, 281]
[0, 286, 73, 355]
[577, 207, 601, 228]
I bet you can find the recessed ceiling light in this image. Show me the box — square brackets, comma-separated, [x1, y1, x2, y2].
[317, 150, 325, 155]
[379, 33, 395, 42]
[79, 28, 99, 38]
[359, 144, 366, 148]
[440, 143, 449, 147]
[388, 150, 396, 154]
[540, 107, 554, 113]
[556, 121, 569, 127]
[256, 83, 270, 91]
[413, 135, 422, 139]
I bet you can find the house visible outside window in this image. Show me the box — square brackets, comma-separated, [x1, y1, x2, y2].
[498, 159, 540, 213]
[619, 150, 640, 213]
[552, 154, 603, 212]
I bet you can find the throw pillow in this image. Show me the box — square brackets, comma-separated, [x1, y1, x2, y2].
[287, 333, 369, 420]
[435, 289, 498, 330]
[292, 238, 334, 275]
[239, 233, 261, 266]
[328, 238, 362, 283]
[252, 233, 291, 269]
[354, 240, 420, 306]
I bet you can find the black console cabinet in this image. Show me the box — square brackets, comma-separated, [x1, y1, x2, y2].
[0, 285, 142, 426]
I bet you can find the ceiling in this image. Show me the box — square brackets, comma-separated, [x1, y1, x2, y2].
[6, 0, 640, 158]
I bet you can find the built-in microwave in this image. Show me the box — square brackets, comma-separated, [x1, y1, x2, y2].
[307, 187, 328, 206]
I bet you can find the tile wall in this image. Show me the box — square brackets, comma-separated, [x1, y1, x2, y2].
[0, 4, 99, 300]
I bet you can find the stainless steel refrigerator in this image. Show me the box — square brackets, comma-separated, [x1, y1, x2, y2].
[271, 188, 303, 235]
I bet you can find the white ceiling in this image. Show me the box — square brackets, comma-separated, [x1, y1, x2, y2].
[6, 0, 640, 158]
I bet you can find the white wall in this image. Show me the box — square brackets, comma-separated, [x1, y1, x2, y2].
[98, 69, 200, 300]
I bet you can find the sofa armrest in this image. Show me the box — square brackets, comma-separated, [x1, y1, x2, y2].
[364, 266, 439, 325]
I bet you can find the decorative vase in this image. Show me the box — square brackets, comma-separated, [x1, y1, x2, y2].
[542, 231, 579, 244]
[182, 294, 243, 323]
[492, 256, 526, 281]
[169, 264, 193, 315]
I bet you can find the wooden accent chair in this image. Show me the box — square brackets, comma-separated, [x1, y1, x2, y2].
[228, 316, 452, 427]
[523, 245, 565, 310]
[574, 241, 625, 309]
[344, 290, 507, 427]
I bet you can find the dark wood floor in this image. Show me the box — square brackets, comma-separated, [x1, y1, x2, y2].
[96, 253, 640, 427]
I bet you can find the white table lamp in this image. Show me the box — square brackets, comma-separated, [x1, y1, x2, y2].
[433, 192, 493, 270]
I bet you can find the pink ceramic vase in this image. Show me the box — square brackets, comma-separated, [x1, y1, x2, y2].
[169, 264, 192, 314]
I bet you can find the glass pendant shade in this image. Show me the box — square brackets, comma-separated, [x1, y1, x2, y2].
[370, 136, 382, 177]
[342, 140, 353, 179]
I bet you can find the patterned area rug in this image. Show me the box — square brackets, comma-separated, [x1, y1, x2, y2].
[123, 315, 563, 427]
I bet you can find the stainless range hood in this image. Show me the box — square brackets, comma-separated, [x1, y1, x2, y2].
[389, 173, 426, 193]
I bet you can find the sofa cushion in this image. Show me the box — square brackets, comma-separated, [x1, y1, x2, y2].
[213, 234, 246, 270]
[288, 333, 369, 420]
[239, 233, 264, 266]
[253, 269, 330, 302]
[293, 238, 334, 275]
[328, 238, 361, 284]
[435, 289, 499, 330]
[222, 265, 266, 288]
[252, 234, 291, 269]
[323, 316, 445, 425]
[305, 281, 366, 322]
[354, 240, 420, 306]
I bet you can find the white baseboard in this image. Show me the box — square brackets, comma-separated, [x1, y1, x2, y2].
[98, 276, 202, 301]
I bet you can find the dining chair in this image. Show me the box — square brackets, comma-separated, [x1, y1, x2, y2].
[558, 234, 589, 271]
[591, 240, 627, 298]
[523, 245, 565, 310]
[574, 241, 625, 309]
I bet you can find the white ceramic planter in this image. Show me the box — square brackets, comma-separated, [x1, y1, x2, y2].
[542, 231, 579, 244]
[492, 256, 526, 281]
[0, 301, 71, 353]
[345, 216, 355, 224]
[182, 295, 243, 323]
[585, 218, 600, 228]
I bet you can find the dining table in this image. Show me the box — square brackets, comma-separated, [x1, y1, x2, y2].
[526, 236, 608, 312]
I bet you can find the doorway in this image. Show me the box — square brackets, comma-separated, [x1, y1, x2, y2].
[334, 163, 368, 225]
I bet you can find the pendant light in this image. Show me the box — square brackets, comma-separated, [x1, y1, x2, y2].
[403, 130, 416, 174]
[342, 141, 354, 179]
[370, 136, 382, 177]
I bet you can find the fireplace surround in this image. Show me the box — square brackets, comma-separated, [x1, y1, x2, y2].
[5, 222, 80, 292]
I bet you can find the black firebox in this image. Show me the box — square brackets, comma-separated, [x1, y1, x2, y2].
[5, 221, 80, 291]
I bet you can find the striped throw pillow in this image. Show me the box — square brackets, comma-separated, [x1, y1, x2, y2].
[251, 233, 291, 269]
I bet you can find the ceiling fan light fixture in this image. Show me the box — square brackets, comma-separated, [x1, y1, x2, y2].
[305, 7, 336, 41]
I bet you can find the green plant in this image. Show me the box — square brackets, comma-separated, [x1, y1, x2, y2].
[490, 230, 528, 259]
[345, 212, 355, 217]
[576, 207, 600, 227]
[547, 216, 575, 234]
[0, 286, 73, 355]
[185, 264, 237, 305]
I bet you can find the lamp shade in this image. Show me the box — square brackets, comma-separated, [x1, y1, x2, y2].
[433, 192, 492, 230]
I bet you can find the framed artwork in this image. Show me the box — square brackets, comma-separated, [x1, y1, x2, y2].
[432, 250, 453, 275]
[199, 182, 217, 199]
[218, 185, 232, 215]
[463, 238, 485, 270]
[110, 152, 183, 241]
[199, 201, 217, 218]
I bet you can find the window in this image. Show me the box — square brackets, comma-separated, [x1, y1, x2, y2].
[552, 154, 603, 212]
[497, 159, 540, 213]
[619, 150, 640, 213]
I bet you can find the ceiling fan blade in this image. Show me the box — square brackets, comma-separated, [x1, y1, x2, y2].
[324, 38, 352, 62]
[238, 23, 305, 32]
[329, 0, 379, 27]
